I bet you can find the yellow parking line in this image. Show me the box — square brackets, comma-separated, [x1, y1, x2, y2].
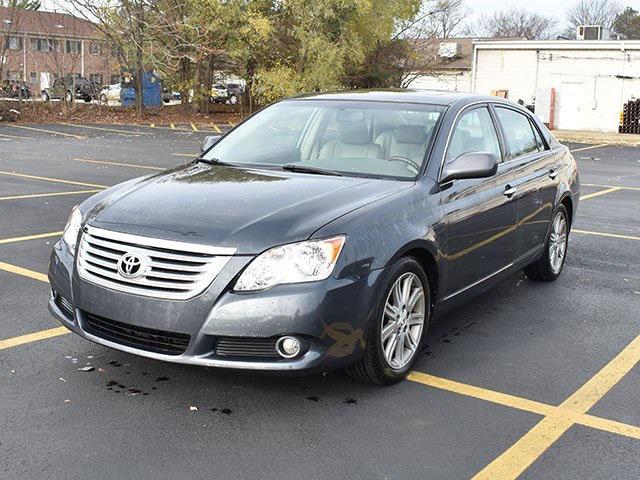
[580, 186, 621, 200]
[170, 123, 176, 130]
[0, 326, 69, 351]
[408, 372, 640, 441]
[0, 189, 101, 201]
[190, 122, 199, 132]
[0, 261, 49, 283]
[72, 158, 163, 171]
[172, 153, 196, 158]
[228, 121, 235, 127]
[212, 124, 222, 134]
[408, 372, 553, 416]
[6, 124, 84, 139]
[63, 123, 152, 135]
[570, 144, 609, 153]
[0, 231, 62, 245]
[0, 171, 107, 189]
[573, 229, 640, 241]
[150, 123, 155, 128]
[472, 334, 640, 479]
[582, 183, 640, 192]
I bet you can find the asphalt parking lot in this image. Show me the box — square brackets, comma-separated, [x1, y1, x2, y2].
[0, 123, 638, 479]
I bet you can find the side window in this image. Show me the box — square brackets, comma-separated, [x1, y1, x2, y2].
[446, 107, 501, 162]
[495, 107, 540, 160]
[531, 120, 546, 151]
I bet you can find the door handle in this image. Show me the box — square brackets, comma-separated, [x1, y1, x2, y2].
[503, 186, 518, 198]
[549, 169, 558, 180]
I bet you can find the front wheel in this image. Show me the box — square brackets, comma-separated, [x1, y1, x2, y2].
[41, 92, 50, 102]
[524, 205, 569, 281]
[346, 257, 430, 385]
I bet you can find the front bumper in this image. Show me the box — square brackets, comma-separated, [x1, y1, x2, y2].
[48, 240, 381, 374]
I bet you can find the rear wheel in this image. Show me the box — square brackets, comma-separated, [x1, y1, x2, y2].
[524, 205, 569, 281]
[346, 257, 429, 385]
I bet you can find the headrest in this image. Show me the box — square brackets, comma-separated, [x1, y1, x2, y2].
[394, 124, 428, 144]
[337, 120, 370, 145]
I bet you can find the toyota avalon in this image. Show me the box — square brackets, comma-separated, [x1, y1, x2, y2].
[48, 90, 579, 385]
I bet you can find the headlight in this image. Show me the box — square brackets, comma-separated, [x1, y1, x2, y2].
[62, 206, 82, 253]
[234, 236, 346, 291]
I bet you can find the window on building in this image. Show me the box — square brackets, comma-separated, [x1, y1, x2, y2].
[89, 73, 103, 85]
[89, 42, 102, 55]
[110, 45, 122, 58]
[65, 40, 82, 54]
[30, 38, 57, 53]
[6, 36, 22, 50]
[29, 72, 37, 84]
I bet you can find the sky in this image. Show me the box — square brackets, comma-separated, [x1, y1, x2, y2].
[41, 0, 640, 26]
[467, 0, 640, 24]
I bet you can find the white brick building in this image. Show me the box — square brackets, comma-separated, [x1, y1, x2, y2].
[471, 40, 640, 132]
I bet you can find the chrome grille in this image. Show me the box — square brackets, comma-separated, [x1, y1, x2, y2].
[77, 225, 235, 300]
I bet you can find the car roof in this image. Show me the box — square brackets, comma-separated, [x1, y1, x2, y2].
[287, 89, 503, 107]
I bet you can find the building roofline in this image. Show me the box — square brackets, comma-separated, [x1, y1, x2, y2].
[473, 40, 640, 51]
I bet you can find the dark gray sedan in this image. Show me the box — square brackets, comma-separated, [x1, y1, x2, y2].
[48, 90, 579, 385]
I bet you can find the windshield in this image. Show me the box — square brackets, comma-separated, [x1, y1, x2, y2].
[203, 100, 445, 179]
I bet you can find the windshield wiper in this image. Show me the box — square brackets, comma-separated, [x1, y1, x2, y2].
[195, 157, 233, 166]
[281, 164, 343, 177]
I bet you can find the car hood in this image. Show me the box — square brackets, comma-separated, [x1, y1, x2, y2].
[86, 164, 411, 254]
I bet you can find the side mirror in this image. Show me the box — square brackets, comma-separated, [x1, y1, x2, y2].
[201, 135, 221, 153]
[441, 152, 498, 183]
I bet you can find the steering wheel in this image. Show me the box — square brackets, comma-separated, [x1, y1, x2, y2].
[387, 156, 421, 173]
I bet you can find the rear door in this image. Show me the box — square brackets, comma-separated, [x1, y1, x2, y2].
[493, 105, 559, 260]
[440, 105, 519, 298]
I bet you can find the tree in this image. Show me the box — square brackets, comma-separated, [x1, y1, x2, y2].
[423, 0, 469, 38]
[249, 0, 422, 105]
[0, 1, 40, 88]
[565, 0, 623, 37]
[472, 8, 558, 40]
[66, 0, 152, 115]
[613, 7, 640, 39]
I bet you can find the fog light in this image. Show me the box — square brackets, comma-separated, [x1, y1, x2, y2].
[276, 336, 301, 359]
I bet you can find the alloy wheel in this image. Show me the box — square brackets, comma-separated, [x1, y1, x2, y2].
[549, 211, 567, 274]
[381, 272, 425, 370]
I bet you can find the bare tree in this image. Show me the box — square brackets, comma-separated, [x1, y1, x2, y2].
[566, 0, 623, 32]
[0, 2, 27, 85]
[425, 0, 469, 38]
[472, 8, 558, 40]
[64, 0, 151, 115]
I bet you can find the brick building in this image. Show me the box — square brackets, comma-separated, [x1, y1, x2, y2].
[1, 7, 117, 93]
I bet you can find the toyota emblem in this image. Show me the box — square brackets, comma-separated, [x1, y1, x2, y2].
[117, 252, 147, 279]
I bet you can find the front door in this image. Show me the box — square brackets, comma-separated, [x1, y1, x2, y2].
[440, 105, 518, 298]
[493, 106, 559, 259]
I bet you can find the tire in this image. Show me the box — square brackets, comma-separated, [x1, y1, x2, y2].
[100, 94, 108, 104]
[83, 95, 92, 103]
[524, 204, 569, 282]
[228, 94, 238, 105]
[346, 257, 430, 385]
[41, 92, 50, 102]
[65, 91, 73, 103]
